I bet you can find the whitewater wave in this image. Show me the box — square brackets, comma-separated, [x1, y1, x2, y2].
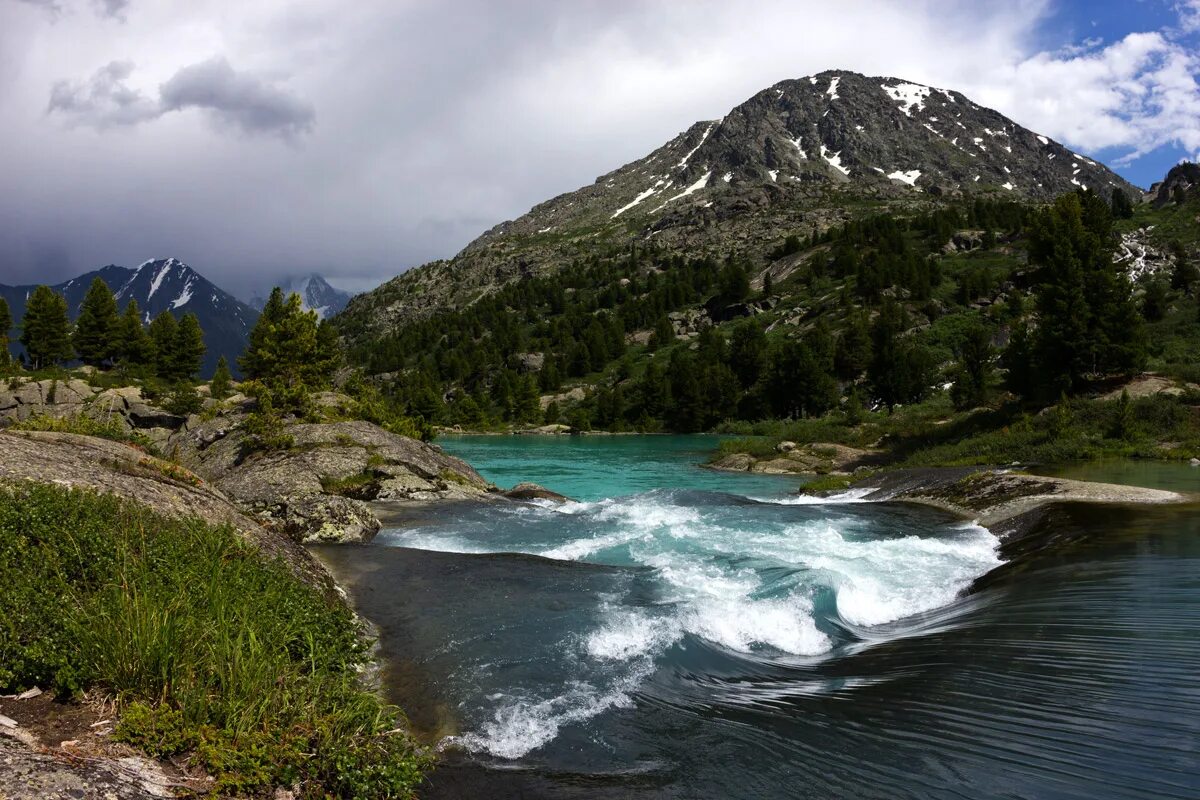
[402, 489, 1003, 759]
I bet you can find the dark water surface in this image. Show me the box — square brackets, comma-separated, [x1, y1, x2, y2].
[314, 440, 1200, 799]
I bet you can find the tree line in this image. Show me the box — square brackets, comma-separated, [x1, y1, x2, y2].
[339, 188, 1193, 433]
[0, 278, 208, 381]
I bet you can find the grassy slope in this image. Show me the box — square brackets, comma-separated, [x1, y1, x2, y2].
[0, 482, 430, 798]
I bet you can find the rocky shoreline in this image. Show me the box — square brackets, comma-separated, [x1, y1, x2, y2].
[849, 465, 1188, 542]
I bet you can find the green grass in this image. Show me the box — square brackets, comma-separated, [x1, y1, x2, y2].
[713, 392, 1200, 468]
[0, 482, 431, 798]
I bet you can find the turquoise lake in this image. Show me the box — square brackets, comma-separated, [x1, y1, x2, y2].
[314, 436, 1200, 800]
[435, 433, 802, 500]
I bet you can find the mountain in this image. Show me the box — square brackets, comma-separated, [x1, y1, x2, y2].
[1149, 161, 1200, 207]
[0, 257, 257, 377]
[339, 69, 1139, 339]
[249, 274, 352, 319]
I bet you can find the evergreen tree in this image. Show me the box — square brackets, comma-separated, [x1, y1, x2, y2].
[715, 260, 750, 306]
[20, 286, 72, 369]
[148, 311, 179, 379]
[170, 313, 206, 381]
[1110, 188, 1134, 219]
[868, 300, 933, 410]
[834, 311, 872, 379]
[1027, 192, 1144, 398]
[949, 322, 995, 410]
[239, 290, 339, 395]
[210, 355, 233, 399]
[764, 339, 837, 418]
[1169, 240, 1198, 293]
[728, 321, 767, 388]
[762, 271, 774, 298]
[666, 349, 703, 432]
[114, 300, 155, 370]
[513, 374, 541, 422]
[648, 316, 675, 351]
[72, 277, 120, 367]
[1141, 280, 1170, 322]
[0, 297, 11, 368]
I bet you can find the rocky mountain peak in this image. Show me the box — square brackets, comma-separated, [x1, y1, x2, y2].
[1149, 161, 1200, 207]
[503, 70, 1135, 238]
[340, 69, 1143, 335]
[249, 273, 352, 319]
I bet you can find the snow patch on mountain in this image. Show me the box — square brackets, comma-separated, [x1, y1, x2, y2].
[882, 82, 931, 116]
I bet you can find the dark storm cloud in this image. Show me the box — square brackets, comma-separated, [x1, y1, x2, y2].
[2, 0, 1197, 300]
[47, 60, 159, 127]
[159, 58, 315, 138]
[14, 0, 128, 20]
[93, 0, 128, 21]
[48, 57, 314, 138]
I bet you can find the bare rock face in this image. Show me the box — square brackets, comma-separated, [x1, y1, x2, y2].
[0, 378, 99, 422]
[0, 737, 170, 800]
[173, 404, 495, 544]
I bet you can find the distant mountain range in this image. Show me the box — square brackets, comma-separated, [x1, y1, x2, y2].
[339, 69, 1140, 339]
[248, 274, 352, 319]
[0, 258, 257, 377]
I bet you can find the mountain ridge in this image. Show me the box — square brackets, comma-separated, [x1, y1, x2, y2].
[339, 69, 1139, 340]
[1, 257, 257, 377]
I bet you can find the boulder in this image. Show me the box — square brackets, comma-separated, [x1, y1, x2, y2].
[504, 482, 571, 502]
[776, 440, 798, 453]
[515, 352, 545, 372]
[278, 495, 381, 544]
[125, 403, 187, 430]
[708, 452, 754, 472]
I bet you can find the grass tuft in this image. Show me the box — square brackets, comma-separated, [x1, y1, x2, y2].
[0, 482, 431, 797]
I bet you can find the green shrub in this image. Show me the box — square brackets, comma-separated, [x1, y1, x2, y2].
[162, 381, 203, 416]
[0, 482, 432, 797]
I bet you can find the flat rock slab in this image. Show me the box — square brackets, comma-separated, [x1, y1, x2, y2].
[857, 466, 1185, 531]
[0, 738, 170, 800]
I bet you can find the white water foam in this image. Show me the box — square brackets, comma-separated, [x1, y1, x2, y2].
[417, 489, 1003, 759]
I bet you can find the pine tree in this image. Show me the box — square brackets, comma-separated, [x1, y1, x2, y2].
[210, 355, 233, 399]
[239, 290, 339, 397]
[0, 297, 11, 368]
[170, 313, 206, 381]
[72, 277, 120, 367]
[148, 311, 179, 379]
[1110, 188, 1134, 219]
[114, 300, 155, 371]
[20, 286, 72, 369]
[949, 322, 994, 410]
[729, 321, 767, 388]
[513, 374, 541, 422]
[648, 316, 675, 351]
[834, 311, 872, 379]
[868, 300, 933, 411]
[1027, 192, 1145, 398]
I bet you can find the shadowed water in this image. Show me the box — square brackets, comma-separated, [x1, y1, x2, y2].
[313, 438, 1200, 799]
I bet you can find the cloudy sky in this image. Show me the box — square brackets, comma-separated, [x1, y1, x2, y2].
[2, 0, 1199, 298]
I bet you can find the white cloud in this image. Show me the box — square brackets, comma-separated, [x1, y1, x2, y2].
[2, 0, 1199, 295]
[972, 31, 1200, 164]
[1178, 1, 1200, 33]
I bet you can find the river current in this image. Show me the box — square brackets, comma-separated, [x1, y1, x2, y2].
[313, 436, 1200, 800]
